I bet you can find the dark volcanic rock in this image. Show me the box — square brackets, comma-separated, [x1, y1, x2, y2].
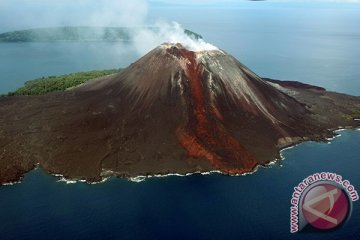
[0, 43, 359, 184]
[263, 78, 326, 91]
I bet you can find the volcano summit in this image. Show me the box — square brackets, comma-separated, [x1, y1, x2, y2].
[0, 43, 359, 184]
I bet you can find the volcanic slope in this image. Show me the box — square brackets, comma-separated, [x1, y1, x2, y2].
[0, 43, 359, 184]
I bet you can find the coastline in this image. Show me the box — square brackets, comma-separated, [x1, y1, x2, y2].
[1, 126, 359, 187]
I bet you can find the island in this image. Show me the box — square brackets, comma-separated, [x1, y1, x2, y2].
[0, 26, 202, 42]
[0, 43, 359, 184]
[6, 69, 121, 96]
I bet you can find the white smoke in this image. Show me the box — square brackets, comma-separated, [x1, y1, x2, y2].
[0, 0, 218, 55]
[131, 21, 218, 55]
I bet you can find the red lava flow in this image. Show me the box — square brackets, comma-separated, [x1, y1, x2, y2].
[175, 48, 257, 174]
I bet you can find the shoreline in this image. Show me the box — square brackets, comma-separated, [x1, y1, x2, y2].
[1, 126, 359, 186]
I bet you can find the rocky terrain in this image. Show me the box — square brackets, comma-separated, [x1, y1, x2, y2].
[0, 43, 359, 184]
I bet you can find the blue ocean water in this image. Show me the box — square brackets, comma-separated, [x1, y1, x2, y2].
[0, 42, 138, 94]
[150, 3, 360, 95]
[0, 3, 360, 240]
[0, 131, 359, 240]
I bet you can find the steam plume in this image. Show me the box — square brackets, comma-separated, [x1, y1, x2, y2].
[131, 21, 218, 55]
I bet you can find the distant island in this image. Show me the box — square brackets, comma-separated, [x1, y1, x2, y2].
[0, 26, 202, 42]
[0, 43, 359, 185]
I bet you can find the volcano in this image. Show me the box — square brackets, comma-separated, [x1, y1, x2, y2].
[0, 43, 359, 184]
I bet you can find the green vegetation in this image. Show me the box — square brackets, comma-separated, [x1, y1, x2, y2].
[0, 26, 203, 42]
[7, 69, 121, 96]
[353, 109, 360, 118]
[0, 27, 131, 42]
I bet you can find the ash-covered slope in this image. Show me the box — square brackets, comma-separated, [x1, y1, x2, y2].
[0, 43, 359, 184]
[77, 43, 322, 172]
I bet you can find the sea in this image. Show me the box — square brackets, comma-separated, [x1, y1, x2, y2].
[0, 3, 360, 240]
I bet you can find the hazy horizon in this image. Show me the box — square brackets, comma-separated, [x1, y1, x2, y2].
[1, 1, 360, 33]
[1, 1, 360, 95]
